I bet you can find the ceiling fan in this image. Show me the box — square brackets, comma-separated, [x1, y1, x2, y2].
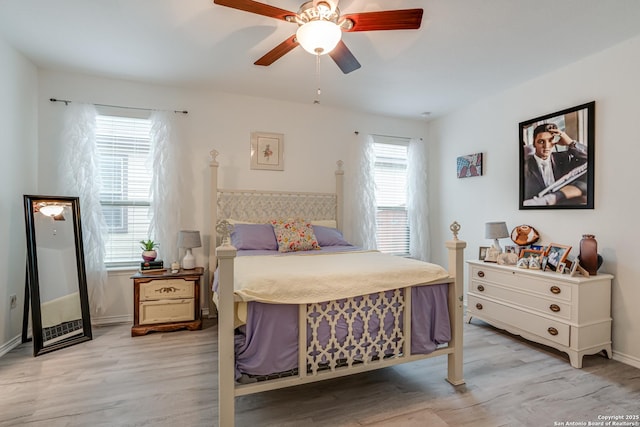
[212, 0, 424, 74]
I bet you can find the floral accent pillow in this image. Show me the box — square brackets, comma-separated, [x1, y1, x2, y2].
[270, 219, 320, 252]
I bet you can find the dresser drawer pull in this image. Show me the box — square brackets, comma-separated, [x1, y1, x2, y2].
[549, 304, 561, 313]
[475, 303, 483, 310]
[156, 286, 180, 294]
[477, 285, 485, 292]
[547, 327, 559, 336]
[550, 286, 561, 294]
[477, 271, 485, 278]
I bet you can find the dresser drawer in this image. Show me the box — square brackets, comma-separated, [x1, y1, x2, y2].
[468, 294, 570, 347]
[139, 298, 195, 325]
[470, 265, 572, 302]
[469, 281, 571, 320]
[140, 279, 194, 301]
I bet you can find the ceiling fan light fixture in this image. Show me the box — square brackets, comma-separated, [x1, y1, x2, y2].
[296, 20, 342, 55]
[39, 204, 64, 217]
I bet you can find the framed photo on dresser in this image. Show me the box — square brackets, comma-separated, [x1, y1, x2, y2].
[519, 248, 544, 260]
[544, 244, 571, 272]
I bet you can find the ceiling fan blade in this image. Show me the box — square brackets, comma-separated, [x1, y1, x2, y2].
[329, 40, 361, 74]
[254, 35, 299, 66]
[341, 9, 423, 31]
[213, 0, 295, 21]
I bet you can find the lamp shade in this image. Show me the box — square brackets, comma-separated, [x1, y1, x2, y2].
[296, 20, 342, 55]
[178, 230, 201, 249]
[485, 222, 509, 239]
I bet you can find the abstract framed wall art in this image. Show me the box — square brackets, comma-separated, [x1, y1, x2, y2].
[519, 101, 595, 209]
[456, 153, 483, 178]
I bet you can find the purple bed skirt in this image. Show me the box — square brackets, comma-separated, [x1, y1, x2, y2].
[233, 283, 451, 380]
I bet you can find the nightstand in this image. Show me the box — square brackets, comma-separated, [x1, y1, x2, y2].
[130, 267, 204, 337]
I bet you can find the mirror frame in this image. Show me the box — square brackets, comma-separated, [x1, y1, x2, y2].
[23, 195, 92, 356]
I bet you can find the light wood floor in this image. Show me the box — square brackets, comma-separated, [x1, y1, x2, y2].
[1, 318, 639, 427]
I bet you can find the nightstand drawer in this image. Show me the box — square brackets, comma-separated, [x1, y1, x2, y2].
[468, 294, 570, 347]
[140, 279, 194, 301]
[470, 265, 572, 302]
[469, 281, 571, 320]
[139, 299, 195, 325]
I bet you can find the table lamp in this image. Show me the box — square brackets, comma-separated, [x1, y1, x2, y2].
[485, 221, 509, 253]
[178, 230, 201, 270]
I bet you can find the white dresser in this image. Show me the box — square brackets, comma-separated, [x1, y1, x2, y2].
[466, 260, 613, 368]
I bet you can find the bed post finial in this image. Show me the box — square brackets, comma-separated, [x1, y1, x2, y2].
[210, 149, 219, 165]
[450, 221, 461, 240]
[336, 160, 344, 172]
[216, 219, 234, 246]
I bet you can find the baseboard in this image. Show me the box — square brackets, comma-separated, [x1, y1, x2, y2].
[0, 334, 23, 358]
[92, 314, 132, 326]
[612, 350, 640, 369]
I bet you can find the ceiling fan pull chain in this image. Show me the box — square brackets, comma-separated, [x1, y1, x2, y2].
[314, 53, 321, 104]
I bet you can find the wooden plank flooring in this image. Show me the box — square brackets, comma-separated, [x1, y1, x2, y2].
[1, 318, 639, 426]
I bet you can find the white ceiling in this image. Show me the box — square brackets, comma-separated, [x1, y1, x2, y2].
[1, 0, 640, 120]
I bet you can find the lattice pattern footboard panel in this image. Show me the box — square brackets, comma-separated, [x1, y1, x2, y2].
[306, 289, 405, 375]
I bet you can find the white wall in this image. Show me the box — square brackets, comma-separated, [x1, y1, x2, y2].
[429, 35, 640, 367]
[36, 69, 429, 324]
[0, 36, 38, 355]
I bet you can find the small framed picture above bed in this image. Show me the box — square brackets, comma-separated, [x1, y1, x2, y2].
[250, 131, 284, 171]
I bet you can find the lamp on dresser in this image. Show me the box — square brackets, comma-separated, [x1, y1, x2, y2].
[484, 221, 509, 262]
[178, 230, 201, 270]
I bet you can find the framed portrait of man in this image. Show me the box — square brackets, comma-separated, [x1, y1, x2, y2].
[519, 101, 595, 210]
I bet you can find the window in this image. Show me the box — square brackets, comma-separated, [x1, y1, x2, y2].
[373, 139, 409, 255]
[96, 114, 152, 266]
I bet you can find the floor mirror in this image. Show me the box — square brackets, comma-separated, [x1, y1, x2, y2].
[23, 195, 92, 356]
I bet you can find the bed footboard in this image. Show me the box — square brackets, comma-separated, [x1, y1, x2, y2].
[216, 224, 466, 427]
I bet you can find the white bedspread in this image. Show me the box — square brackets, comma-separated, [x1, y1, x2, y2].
[233, 250, 450, 304]
[41, 292, 82, 328]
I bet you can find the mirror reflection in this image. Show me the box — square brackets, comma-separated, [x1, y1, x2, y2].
[24, 195, 92, 356]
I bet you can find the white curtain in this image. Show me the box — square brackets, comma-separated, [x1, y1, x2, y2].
[148, 111, 182, 265]
[350, 134, 377, 250]
[407, 137, 431, 261]
[60, 103, 108, 314]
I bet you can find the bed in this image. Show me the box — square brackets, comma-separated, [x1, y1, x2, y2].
[41, 292, 84, 344]
[209, 151, 466, 427]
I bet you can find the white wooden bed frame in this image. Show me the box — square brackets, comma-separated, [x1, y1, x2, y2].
[209, 150, 466, 427]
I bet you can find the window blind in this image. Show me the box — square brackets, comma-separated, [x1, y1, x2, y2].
[373, 141, 409, 256]
[96, 114, 152, 266]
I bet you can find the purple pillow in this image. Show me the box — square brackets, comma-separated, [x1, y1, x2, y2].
[312, 225, 352, 247]
[230, 224, 278, 250]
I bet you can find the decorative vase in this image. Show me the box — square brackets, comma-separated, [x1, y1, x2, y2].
[578, 234, 598, 275]
[142, 250, 157, 262]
